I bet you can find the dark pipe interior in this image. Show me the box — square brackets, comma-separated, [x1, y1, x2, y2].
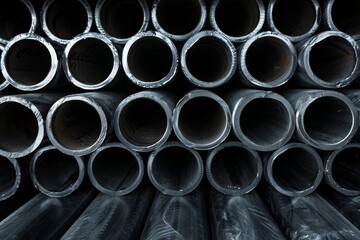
[0, 158, 16, 193]
[332, 0, 360, 36]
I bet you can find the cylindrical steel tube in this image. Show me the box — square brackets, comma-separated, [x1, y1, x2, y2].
[88, 143, 144, 196]
[95, 0, 150, 44]
[263, 143, 323, 197]
[283, 90, 358, 150]
[238, 31, 297, 88]
[41, 0, 93, 45]
[63, 32, 122, 90]
[147, 141, 203, 196]
[0, 157, 21, 201]
[114, 91, 175, 152]
[0, 45, 9, 91]
[30, 145, 85, 198]
[173, 89, 231, 150]
[267, 0, 321, 42]
[210, 0, 265, 43]
[206, 142, 262, 195]
[151, 0, 207, 41]
[181, 30, 237, 88]
[225, 90, 295, 151]
[122, 31, 178, 88]
[296, 31, 360, 88]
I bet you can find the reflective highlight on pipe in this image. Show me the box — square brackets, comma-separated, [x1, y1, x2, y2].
[0, 45, 9, 91]
[0, 157, 20, 201]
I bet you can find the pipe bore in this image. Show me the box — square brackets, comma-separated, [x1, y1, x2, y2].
[210, 0, 265, 42]
[88, 143, 144, 196]
[148, 141, 203, 196]
[95, 0, 149, 44]
[30, 145, 84, 197]
[0, 157, 20, 201]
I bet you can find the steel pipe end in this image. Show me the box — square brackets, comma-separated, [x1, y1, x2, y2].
[123, 31, 178, 88]
[0, 157, 21, 201]
[238, 32, 297, 88]
[41, 0, 93, 45]
[210, 0, 265, 43]
[265, 143, 323, 197]
[0, 45, 9, 91]
[30, 145, 85, 198]
[147, 141, 203, 196]
[181, 30, 237, 88]
[206, 142, 262, 195]
[173, 90, 231, 150]
[95, 0, 150, 44]
[88, 143, 144, 196]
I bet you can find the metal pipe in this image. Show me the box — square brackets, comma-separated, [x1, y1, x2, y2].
[267, 0, 321, 42]
[95, 0, 150, 44]
[173, 89, 231, 150]
[0, 0, 37, 45]
[63, 32, 122, 90]
[264, 186, 360, 240]
[41, 0, 93, 45]
[237, 31, 297, 88]
[30, 145, 85, 198]
[140, 189, 210, 239]
[263, 143, 323, 197]
[46, 92, 123, 156]
[147, 141, 203, 196]
[208, 188, 286, 240]
[114, 91, 175, 152]
[206, 141, 262, 195]
[88, 143, 144, 196]
[296, 31, 360, 88]
[61, 187, 154, 240]
[1, 34, 61, 91]
[181, 30, 237, 88]
[151, 0, 207, 42]
[0, 157, 21, 201]
[0, 45, 9, 91]
[282, 90, 358, 150]
[225, 90, 295, 151]
[209, 0, 265, 43]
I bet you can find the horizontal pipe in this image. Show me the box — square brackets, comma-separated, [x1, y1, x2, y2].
[206, 141, 262, 195]
[296, 31, 360, 88]
[267, 0, 321, 42]
[0, 157, 21, 201]
[147, 141, 203, 196]
[0, 45, 9, 91]
[238, 31, 297, 88]
[30, 145, 85, 198]
[114, 91, 175, 152]
[210, 0, 265, 43]
[225, 90, 295, 151]
[41, 0, 93, 45]
[264, 143, 323, 197]
[122, 31, 178, 88]
[63, 32, 122, 90]
[151, 0, 207, 41]
[88, 143, 144, 196]
[173, 89, 231, 150]
[282, 90, 358, 150]
[181, 30, 237, 88]
[95, 0, 150, 44]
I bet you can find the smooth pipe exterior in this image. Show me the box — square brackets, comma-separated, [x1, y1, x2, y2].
[63, 32, 122, 90]
[181, 30, 237, 88]
[88, 143, 144, 196]
[114, 91, 175, 152]
[0, 45, 9, 91]
[296, 31, 360, 88]
[151, 0, 207, 41]
[283, 90, 358, 150]
[210, 0, 265, 43]
[41, 0, 93, 45]
[264, 143, 323, 197]
[95, 0, 149, 44]
[225, 90, 295, 151]
[238, 31, 297, 88]
[30, 145, 85, 198]
[267, 0, 321, 42]
[206, 142, 262, 195]
[147, 141, 203, 196]
[141, 189, 210, 240]
[173, 89, 231, 150]
[123, 31, 178, 88]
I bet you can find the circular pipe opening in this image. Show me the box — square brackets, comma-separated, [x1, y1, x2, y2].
[0, 46, 8, 90]
[0, 157, 18, 200]
[331, 0, 360, 38]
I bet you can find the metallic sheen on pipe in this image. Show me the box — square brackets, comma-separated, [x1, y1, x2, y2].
[0, 157, 21, 201]
[0, 45, 9, 91]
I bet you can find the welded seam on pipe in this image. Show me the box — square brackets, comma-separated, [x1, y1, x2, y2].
[0, 157, 21, 201]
